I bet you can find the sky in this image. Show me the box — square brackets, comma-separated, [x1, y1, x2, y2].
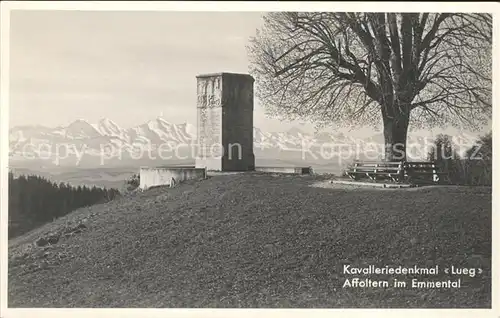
[9, 10, 490, 138]
[10, 10, 324, 133]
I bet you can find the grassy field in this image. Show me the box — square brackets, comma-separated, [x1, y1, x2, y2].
[8, 173, 491, 308]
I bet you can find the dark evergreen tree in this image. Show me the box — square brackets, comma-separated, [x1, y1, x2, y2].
[8, 172, 121, 238]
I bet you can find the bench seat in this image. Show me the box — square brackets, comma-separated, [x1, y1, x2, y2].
[344, 160, 450, 184]
[347, 168, 401, 172]
[345, 161, 404, 182]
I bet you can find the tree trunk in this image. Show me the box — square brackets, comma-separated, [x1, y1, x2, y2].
[383, 114, 409, 162]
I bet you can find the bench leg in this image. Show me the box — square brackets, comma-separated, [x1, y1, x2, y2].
[443, 174, 451, 184]
[433, 172, 440, 183]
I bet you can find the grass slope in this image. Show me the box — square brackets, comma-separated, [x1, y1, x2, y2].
[8, 173, 491, 308]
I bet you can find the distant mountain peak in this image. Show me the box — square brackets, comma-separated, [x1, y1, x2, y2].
[66, 118, 98, 130]
[9, 117, 479, 166]
[99, 117, 119, 125]
[61, 119, 101, 139]
[288, 126, 308, 134]
[96, 118, 123, 137]
[157, 116, 170, 123]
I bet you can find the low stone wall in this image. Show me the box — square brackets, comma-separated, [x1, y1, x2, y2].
[139, 167, 207, 190]
[255, 166, 312, 175]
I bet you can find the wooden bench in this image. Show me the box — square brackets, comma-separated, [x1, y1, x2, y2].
[345, 161, 404, 182]
[344, 160, 450, 184]
[404, 161, 450, 184]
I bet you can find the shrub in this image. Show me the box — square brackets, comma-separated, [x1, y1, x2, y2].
[125, 173, 140, 191]
[465, 131, 492, 161]
[428, 132, 492, 186]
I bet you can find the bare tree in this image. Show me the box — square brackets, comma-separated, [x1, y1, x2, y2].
[248, 12, 492, 161]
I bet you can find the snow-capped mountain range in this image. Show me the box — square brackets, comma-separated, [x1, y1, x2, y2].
[9, 117, 481, 167]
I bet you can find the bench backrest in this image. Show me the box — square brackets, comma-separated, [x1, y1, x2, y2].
[349, 161, 443, 171]
[350, 161, 404, 174]
[346, 160, 446, 183]
[405, 162, 439, 171]
[353, 161, 402, 165]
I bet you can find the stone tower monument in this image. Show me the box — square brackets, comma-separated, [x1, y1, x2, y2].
[195, 72, 255, 171]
